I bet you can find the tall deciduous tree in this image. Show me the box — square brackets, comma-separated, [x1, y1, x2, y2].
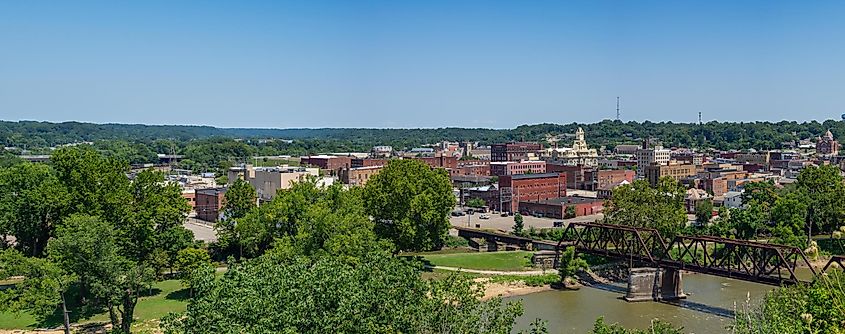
[796, 165, 845, 241]
[0, 162, 69, 256]
[215, 178, 256, 258]
[0, 249, 75, 334]
[362, 160, 456, 252]
[603, 177, 687, 238]
[162, 254, 526, 334]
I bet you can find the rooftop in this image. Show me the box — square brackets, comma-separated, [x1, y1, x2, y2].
[527, 196, 603, 206]
[509, 172, 560, 180]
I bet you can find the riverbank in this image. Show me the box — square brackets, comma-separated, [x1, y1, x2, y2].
[477, 277, 555, 300]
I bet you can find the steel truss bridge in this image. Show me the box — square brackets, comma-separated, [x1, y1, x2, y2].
[557, 221, 842, 286]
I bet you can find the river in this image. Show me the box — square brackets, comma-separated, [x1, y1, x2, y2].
[507, 272, 775, 333]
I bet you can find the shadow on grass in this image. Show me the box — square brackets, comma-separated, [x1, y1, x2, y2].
[31, 285, 166, 329]
[166, 288, 192, 301]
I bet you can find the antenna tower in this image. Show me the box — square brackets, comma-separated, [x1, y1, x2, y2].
[698, 111, 702, 125]
[616, 97, 621, 121]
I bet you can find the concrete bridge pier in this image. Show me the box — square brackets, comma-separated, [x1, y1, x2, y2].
[624, 267, 686, 302]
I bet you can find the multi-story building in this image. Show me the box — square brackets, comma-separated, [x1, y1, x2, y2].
[543, 128, 599, 167]
[414, 156, 458, 169]
[195, 187, 226, 222]
[735, 152, 771, 168]
[229, 165, 320, 201]
[452, 160, 491, 176]
[636, 145, 671, 178]
[644, 162, 697, 186]
[301, 155, 353, 175]
[498, 173, 566, 213]
[339, 165, 383, 186]
[614, 144, 640, 155]
[818, 130, 840, 156]
[491, 142, 544, 162]
[370, 146, 393, 158]
[490, 160, 546, 176]
[351, 158, 390, 168]
[518, 196, 604, 219]
[587, 169, 636, 191]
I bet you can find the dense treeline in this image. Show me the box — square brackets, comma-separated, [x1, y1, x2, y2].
[3, 119, 845, 154]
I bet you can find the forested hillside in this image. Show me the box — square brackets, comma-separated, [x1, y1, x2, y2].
[2, 119, 845, 153]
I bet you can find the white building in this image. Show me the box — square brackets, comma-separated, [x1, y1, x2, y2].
[544, 127, 599, 167]
[636, 146, 671, 178]
[723, 191, 743, 209]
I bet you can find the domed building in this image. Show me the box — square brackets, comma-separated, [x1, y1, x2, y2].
[817, 130, 839, 156]
[545, 127, 599, 166]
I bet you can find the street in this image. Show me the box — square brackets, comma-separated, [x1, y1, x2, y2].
[184, 217, 217, 242]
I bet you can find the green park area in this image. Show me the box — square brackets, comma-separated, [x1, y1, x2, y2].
[412, 250, 536, 271]
[0, 279, 189, 330]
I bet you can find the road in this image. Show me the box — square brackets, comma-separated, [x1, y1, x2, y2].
[449, 213, 603, 232]
[184, 217, 217, 242]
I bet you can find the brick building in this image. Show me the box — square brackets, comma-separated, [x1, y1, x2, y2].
[518, 196, 604, 219]
[301, 155, 353, 175]
[498, 173, 566, 213]
[351, 158, 390, 168]
[818, 130, 840, 155]
[339, 165, 383, 186]
[195, 187, 226, 222]
[491, 142, 544, 162]
[644, 162, 697, 186]
[490, 161, 546, 176]
[414, 156, 458, 169]
[587, 169, 636, 191]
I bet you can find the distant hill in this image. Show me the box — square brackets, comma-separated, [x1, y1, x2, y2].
[2, 119, 844, 151]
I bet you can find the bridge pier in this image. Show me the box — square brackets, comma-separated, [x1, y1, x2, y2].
[624, 267, 686, 302]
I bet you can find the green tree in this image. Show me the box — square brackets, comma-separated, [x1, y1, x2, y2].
[603, 178, 687, 238]
[513, 213, 525, 234]
[0, 162, 69, 256]
[174, 248, 213, 297]
[216, 178, 257, 258]
[363, 159, 456, 252]
[558, 246, 588, 284]
[741, 181, 779, 210]
[770, 192, 809, 247]
[591, 317, 683, 334]
[162, 254, 525, 334]
[694, 199, 713, 226]
[726, 205, 767, 240]
[796, 165, 845, 242]
[565, 205, 576, 219]
[0, 249, 76, 334]
[466, 197, 485, 208]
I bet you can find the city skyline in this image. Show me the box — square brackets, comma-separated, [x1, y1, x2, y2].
[2, 1, 844, 128]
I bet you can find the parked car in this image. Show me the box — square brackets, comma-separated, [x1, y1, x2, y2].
[451, 210, 465, 217]
[553, 221, 564, 228]
[479, 214, 490, 220]
[500, 212, 509, 217]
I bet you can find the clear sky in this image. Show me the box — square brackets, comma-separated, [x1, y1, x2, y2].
[1, 1, 844, 128]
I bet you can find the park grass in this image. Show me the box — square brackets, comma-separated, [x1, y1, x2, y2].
[417, 250, 535, 271]
[0, 279, 190, 330]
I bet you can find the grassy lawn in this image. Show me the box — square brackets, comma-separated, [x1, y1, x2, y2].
[0, 279, 190, 330]
[415, 250, 535, 271]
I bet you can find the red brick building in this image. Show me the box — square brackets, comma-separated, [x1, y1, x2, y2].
[498, 173, 566, 213]
[518, 196, 605, 219]
[491, 142, 544, 162]
[490, 161, 546, 176]
[339, 165, 383, 186]
[351, 158, 390, 168]
[587, 169, 635, 191]
[195, 187, 226, 222]
[301, 155, 353, 175]
[413, 156, 458, 169]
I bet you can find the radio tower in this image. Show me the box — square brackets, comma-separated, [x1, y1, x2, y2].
[616, 96, 621, 121]
[698, 111, 702, 125]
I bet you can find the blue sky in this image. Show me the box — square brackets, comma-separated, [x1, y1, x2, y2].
[1, 1, 843, 128]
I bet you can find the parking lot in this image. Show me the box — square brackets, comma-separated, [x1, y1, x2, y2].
[449, 211, 602, 232]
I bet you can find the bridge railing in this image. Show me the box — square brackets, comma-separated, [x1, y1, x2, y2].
[560, 221, 817, 285]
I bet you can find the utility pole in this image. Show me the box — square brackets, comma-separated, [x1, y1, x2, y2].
[616, 96, 621, 121]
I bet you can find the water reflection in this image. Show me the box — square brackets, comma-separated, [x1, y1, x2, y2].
[508, 272, 772, 334]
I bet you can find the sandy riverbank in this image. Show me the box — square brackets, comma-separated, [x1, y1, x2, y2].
[476, 278, 554, 300]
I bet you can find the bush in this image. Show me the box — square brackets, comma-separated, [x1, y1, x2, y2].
[442, 235, 470, 248]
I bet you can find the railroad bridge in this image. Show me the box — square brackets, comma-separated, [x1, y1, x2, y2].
[455, 223, 843, 302]
[558, 221, 829, 301]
